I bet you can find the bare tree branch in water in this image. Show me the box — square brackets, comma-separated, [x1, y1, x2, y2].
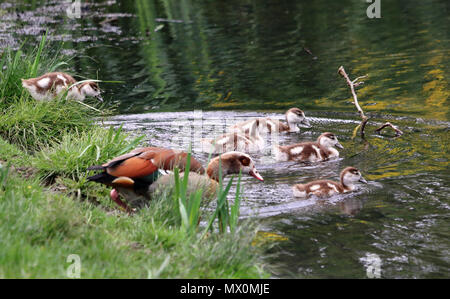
[375, 122, 404, 136]
[338, 66, 402, 139]
[338, 66, 369, 138]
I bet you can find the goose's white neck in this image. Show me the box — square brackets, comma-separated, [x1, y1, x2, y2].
[340, 170, 360, 191]
[327, 147, 339, 158]
[285, 111, 300, 132]
[67, 88, 85, 101]
[317, 137, 339, 157]
[287, 122, 300, 132]
[341, 181, 356, 192]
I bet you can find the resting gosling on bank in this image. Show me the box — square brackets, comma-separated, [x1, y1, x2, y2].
[22, 72, 103, 102]
[231, 108, 311, 134]
[274, 132, 343, 162]
[292, 167, 367, 198]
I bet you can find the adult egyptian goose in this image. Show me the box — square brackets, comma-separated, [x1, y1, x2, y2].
[231, 108, 311, 134]
[87, 148, 263, 211]
[87, 147, 204, 212]
[21, 72, 103, 102]
[273, 132, 343, 162]
[202, 119, 264, 154]
[149, 151, 264, 198]
[292, 167, 367, 198]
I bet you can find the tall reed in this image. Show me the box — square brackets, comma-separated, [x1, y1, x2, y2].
[172, 152, 243, 237]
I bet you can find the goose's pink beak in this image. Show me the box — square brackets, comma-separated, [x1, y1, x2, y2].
[249, 169, 264, 182]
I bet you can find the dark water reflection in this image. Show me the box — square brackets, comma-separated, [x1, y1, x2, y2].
[1, 0, 449, 278]
[2, 0, 448, 119]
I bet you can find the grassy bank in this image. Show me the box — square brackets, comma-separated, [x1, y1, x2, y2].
[0, 37, 269, 278]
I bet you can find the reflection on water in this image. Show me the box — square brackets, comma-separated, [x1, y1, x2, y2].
[1, 0, 448, 120]
[1, 0, 449, 278]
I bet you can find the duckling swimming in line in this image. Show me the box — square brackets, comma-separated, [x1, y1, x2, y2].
[292, 167, 367, 198]
[231, 108, 311, 134]
[274, 132, 343, 162]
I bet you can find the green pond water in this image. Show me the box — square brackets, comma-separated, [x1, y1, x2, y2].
[1, 0, 449, 278]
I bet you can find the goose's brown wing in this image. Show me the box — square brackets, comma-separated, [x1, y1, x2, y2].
[90, 147, 205, 180]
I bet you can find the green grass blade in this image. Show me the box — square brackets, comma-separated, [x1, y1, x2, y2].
[113, 125, 123, 143]
[173, 167, 180, 212]
[29, 32, 47, 77]
[106, 126, 114, 143]
[201, 175, 234, 236]
[48, 61, 69, 72]
[188, 189, 203, 230]
[230, 171, 242, 232]
[178, 197, 189, 230]
[77, 145, 92, 158]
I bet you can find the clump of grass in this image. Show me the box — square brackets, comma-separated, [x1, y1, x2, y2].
[206, 160, 243, 235]
[33, 126, 143, 194]
[125, 193, 268, 278]
[173, 164, 204, 234]
[171, 152, 248, 246]
[0, 98, 101, 152]
[0, 136, 30, 167]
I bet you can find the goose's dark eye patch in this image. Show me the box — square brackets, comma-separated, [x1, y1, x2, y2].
[239, 156, 250, 166]
[89, 83, 99, 91]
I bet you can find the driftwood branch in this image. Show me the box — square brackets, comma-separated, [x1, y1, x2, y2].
[338, 66, 369, 138]
[338, 66, 404, 139]
[375, 122, 404, 136]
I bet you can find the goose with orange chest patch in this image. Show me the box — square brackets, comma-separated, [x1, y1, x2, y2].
[87, 148, 263, 212]
[274, 132, 343, 162]
[21, 72, 103, 102]
[231, 108, 311, 134]
[292, 167, 368, 198]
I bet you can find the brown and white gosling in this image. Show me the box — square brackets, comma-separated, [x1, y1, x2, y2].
[292, 167, 368, 198]
[202, 119, 264, 154]
[274, 132, 343, 162]
[231, 108, 311, 134]
[22, 72, 103, 102]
